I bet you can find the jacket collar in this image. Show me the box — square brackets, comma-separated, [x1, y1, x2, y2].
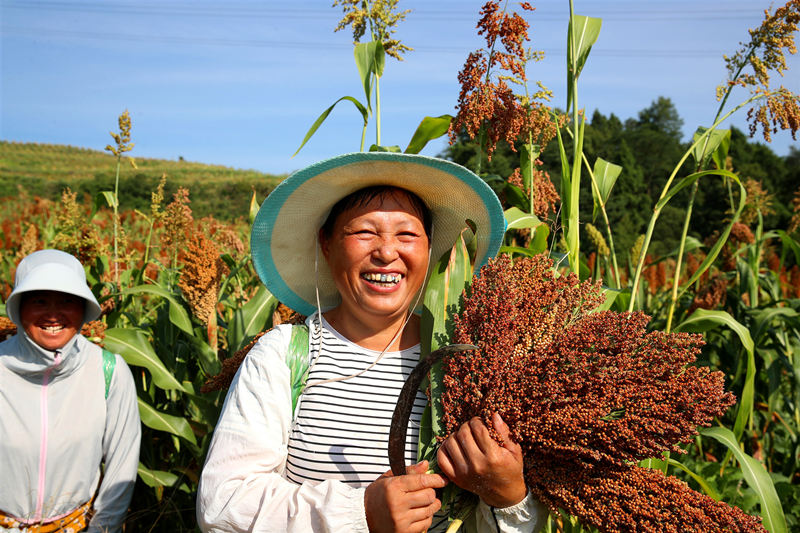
[0, 331, 88, 380]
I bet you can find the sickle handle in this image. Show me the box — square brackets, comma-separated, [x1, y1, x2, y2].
[388, 344, 477, 476]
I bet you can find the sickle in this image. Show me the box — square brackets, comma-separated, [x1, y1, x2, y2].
[388, 343, 477, 476]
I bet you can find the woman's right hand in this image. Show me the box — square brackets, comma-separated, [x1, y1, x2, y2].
[364, 460, 447, 533]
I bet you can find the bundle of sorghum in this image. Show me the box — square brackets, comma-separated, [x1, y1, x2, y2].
[441, 254, 765, 532]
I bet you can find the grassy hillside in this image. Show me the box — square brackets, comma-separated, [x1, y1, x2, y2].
[0, 141, 286, 220]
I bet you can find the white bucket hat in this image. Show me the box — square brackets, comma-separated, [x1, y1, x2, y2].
[6, 249, 102, 326]
[250, 152, 506, 316]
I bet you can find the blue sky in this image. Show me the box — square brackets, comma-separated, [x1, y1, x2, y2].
[2, 0, 798, 175]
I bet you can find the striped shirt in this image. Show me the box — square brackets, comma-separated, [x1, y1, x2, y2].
[286, 317, 427, 486]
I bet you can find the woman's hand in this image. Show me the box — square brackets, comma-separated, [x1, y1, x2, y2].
[437, 413, 527, 509]
[365, 460, 448, 533]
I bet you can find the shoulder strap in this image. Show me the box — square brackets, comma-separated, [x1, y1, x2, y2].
[101, 348, 116, 400]
[285, 325, 310, 414]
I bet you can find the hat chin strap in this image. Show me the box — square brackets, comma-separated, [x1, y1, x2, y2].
[305, 225, 434, 390]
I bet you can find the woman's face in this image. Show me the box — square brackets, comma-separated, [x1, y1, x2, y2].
[20, 290, 84, 351]
[321, 191, 430, 325]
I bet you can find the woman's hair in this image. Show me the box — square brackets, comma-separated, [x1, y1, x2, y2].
[320, 185, 433, 240]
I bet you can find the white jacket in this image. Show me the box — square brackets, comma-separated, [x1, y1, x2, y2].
[197, 317, 546, 532]
[0, 331, 140, 532]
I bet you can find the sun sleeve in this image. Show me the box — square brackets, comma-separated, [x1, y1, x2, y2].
[474, 492, 548, 532]
[197, 325, 369, 533]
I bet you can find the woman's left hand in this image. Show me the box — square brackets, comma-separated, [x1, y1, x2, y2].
[436, 412, 527, 508]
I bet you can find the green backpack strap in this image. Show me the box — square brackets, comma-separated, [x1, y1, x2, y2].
[101, 348, 116, 400]
[285, 325, 310, 415]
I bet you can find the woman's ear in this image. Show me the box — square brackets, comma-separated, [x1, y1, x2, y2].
[318, 228, 330, 260]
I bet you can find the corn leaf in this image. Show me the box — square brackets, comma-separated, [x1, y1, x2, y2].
[420, 227, 475, 460]
[504, 182, 530, 213]
[138, 398, 197, 445]
[566, 14, 601, 114]
[591, 157, 622, 221]
[293, 96, 368, 157]
[405, 115, 452, 154]
[676, 309, 755, 441]
[654, 169, 738, 211]
[499, 246, 535, 258]
[137, 463, 190, 493]
[520, 143, 540, 194]
[355, 40, 385, 111]
[775, 230, 800, 265]
[100, 190, 118, 209]
[228, 285, 278, 352]
[92, 191, 115, 218]
[505, 207, 542, 230]
[662, 457, 721, 501]
[750, 307, 799, 345]
[182, 382, 223, 429]
[104, 328, 185, 391]
[416, 403, 435, 462]
[186, 332, 222, 376]
[368, 144, 402, 152]
[691, 126, 730, 170]
[122, 285, 193, 335]
[248, 190, 259, 225]
[658, 170, 745, 294]
[530, 224, 550, 255]
[701, 426, 787, 533]
[595, 287, 621, 312]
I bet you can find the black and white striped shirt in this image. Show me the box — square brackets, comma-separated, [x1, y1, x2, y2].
[286, 317, 428, 486]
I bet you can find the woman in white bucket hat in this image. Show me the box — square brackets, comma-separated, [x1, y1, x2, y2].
[198, 152, 546, 532]
[0, 249, 140, 532]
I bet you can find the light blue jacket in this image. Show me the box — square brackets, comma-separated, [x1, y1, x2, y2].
[0, 331, 140, 532]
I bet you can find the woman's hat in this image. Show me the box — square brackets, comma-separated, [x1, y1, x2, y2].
[251, 152, 506, 316]
[5, 249, 102, 326]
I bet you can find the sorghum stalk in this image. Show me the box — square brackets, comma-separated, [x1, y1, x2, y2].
[104, 110, 135, 294]
[578, 148, 620, 288]
[565, 0, 583, 276]
[664, 1, 800, 326]
[627, 95, 760, 312]
[665, 180, 698, 333]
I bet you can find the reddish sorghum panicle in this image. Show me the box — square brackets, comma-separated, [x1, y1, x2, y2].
[178, 233, 229, 325]
[507, 163, 559, 218]
[441, 254, 762, 532]
[201, 304, 305, 393]
[719, 1, 800, 142]
[0, 316, 17, 341]
[449, 1, 556, 160]
[538, 464, 764, 533]
[688, 274, 729, 315]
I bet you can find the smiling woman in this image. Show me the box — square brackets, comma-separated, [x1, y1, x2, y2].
[197, 152, 547, 533]
[20, 290, 85, 351]
[0, 250, 140, 533]
[319, 187, 431, 350]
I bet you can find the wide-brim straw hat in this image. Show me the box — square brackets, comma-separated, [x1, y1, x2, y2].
[251, 152, 506, 316]
[6, 249, 102, 326]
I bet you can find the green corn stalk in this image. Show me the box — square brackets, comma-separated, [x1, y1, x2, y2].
[627, 94, 761, 313]
[560, 1, 601, 276]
